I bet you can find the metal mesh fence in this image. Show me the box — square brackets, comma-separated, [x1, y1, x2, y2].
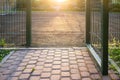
[89, 0, 120, 74]
[109, 0, 120, 41]
[90, 0, 103, 57]
[0, 0, 26, 48]
[109, 0, 120, 74]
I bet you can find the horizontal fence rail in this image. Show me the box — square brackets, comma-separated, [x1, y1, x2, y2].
[0, 0, 27, 48]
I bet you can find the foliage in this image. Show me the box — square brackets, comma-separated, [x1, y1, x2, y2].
[110, 3, 120, 12]
[109, 38, 120, 73]
[109, 48, 120, 66]
[109, 64, 117, 71]
[0, 50, 11, 61]
[0, 39, 6, 47]
[0, 39, 15, 47]
[0, 39, 11, 61]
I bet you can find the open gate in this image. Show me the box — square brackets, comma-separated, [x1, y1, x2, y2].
[86, 0, 109, 75]
[0, 0, 31, 48]
[0, 0, 120, 76]
[86, 0, 120, 75]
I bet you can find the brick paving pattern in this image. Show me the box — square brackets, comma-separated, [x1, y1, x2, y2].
[0, 48, 102, 80]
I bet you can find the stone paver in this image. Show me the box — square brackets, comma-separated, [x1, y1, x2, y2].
[29, 76, 40, 80]
[0, 48, 103, 80]
[19, 74, 30, 80]
[51, 75, 60, 80]
[71, 73, 81, 80]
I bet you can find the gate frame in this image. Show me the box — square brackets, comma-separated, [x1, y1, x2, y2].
[26, 0, 32, 47]
[86, 0, 109, 75]
[25, 0, 109, 75]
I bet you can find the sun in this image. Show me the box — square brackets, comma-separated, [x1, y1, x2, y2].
[56, 0, 66, 3]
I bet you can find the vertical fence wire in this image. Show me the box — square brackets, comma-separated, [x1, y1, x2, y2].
[90, 0, 103, 56]
[0, 0, 26, 48]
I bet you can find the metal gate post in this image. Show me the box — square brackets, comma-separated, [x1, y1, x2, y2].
[86, 0, 91, 44]
[26, 0, 31, 47]
[101, 0, 109, 75]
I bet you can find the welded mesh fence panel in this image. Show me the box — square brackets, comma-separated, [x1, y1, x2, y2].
[109, 0, 120, 41]
[109, 0, 120, 74]
[0, 0, 26, 47]
[90, 0, 102, 57]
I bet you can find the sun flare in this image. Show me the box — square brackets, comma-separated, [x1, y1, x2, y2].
[56, 0, 66, 3]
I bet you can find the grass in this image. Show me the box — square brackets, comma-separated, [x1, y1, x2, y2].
[0, 39, 11, 61]
[109, 47, 120, 67]
[109, 38, 120, 75]
[0, 49, 11, 61]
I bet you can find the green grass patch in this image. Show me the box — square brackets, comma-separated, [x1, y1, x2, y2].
[0, 39, 11, 61]
[0, 50, 11, 61]
[109, 48, 120, 67]
[109, 38, 120, 75]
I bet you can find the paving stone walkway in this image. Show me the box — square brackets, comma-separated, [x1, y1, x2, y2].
[0, 48, 102, 80]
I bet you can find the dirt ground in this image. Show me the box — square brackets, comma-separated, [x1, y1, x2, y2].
[31, 11, 85, 47]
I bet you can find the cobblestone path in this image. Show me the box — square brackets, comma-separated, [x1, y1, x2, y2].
[0, 48, 102, 80]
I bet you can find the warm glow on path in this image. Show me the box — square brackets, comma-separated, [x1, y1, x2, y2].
[55, 0, 66, 3]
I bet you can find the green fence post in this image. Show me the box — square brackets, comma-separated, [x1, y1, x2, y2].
[86, 0, 91, 44]
[101, 0, 109, 75]
[26, 0, 31, 47]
